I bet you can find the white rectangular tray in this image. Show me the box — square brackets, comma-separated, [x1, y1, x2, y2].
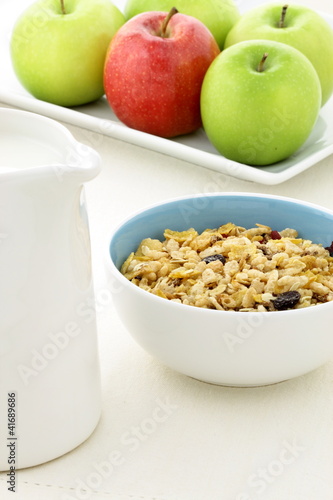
[1, 0, 333, 185]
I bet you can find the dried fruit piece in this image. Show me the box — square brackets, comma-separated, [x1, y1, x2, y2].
[325, 241, 333, 256]
[202, 254, 226, 265]
[271, 291, 301, 311]
[270, 230, 282, 240]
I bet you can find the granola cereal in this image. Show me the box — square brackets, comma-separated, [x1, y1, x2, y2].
[121, 223, 333, 311]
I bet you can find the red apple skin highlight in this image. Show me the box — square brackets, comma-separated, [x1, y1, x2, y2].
[103, 11, 220, 138]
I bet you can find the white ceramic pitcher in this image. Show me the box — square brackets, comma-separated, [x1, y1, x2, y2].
[0, 108, 102, 470]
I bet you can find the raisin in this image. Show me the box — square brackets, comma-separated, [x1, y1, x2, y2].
[270, 230, 281, 240]
[271, 291, 301, 311]
[325, 241, 333, 256]
[202, 254, 226, 265]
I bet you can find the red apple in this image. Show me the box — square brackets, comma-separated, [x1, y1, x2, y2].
[103, 8, 220, 138]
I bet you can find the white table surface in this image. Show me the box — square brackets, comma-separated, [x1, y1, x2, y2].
[1, 0, 333, 499]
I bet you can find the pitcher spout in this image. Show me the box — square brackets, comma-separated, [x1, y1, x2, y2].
[50, 142, 101, 185]
[0, 108, 101, 184]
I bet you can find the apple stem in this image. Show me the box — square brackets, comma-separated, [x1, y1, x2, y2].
[161, 7, 178, 37]
[278, 4, 288, 28]
[257, 53, 269, 73]
[60, 0, 66, 15]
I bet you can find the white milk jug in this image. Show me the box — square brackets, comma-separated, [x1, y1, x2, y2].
[0, 108, 102, 470]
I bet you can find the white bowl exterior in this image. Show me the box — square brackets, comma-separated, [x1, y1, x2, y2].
[108, 193, 333, 386]
[111, 271, 333, 386]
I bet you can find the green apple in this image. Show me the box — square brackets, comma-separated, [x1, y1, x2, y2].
[200, 40, 321, 166]
[225, 3, 333, 106]
[124, 0, 240, 49]
[10, 0, 125, 107]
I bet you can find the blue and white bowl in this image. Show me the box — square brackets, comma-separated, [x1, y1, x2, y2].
[108, 193, 333, 386]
